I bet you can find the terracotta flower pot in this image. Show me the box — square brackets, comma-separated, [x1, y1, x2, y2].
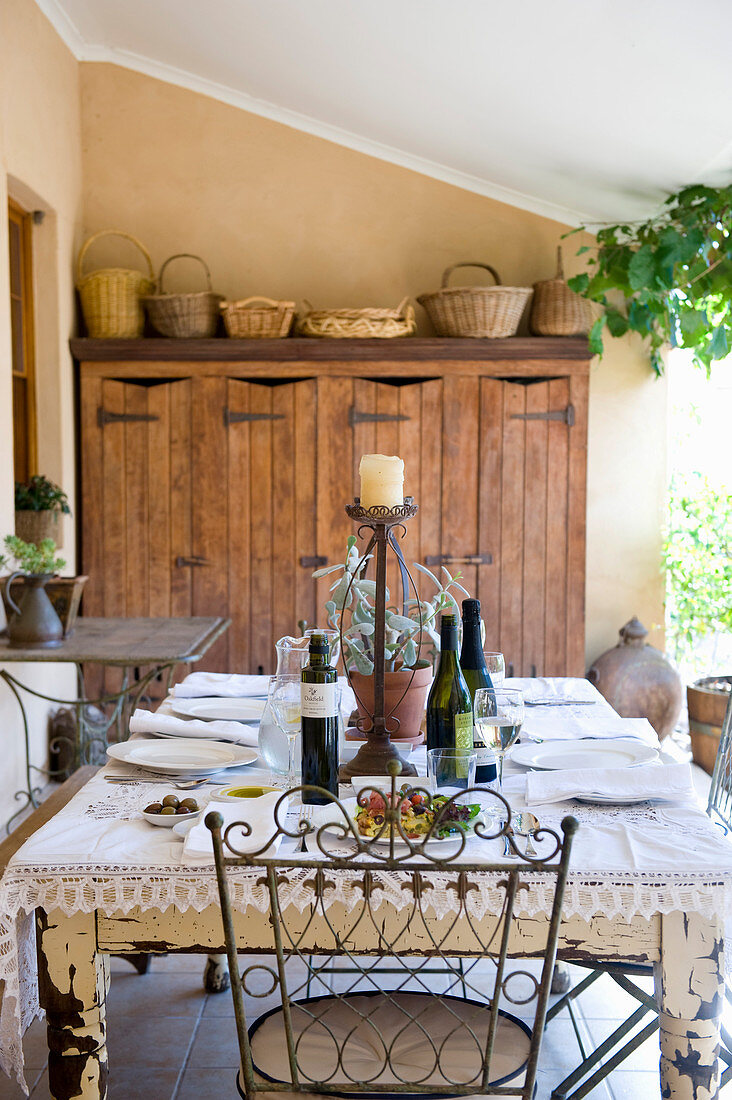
[349, 663, 432, 740]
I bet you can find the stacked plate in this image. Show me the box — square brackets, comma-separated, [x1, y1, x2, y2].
[107, 738, 258, 775]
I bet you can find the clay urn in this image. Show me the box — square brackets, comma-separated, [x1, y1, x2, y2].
[586, 617, 682, 741]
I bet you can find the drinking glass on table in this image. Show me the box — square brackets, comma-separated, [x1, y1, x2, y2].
[483, 652, 505, 688]
[427, 748, 477, 792]
[268, 675, 302, 789]
[473, 687, 524, 794]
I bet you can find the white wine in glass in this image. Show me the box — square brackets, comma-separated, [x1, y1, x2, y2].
[473, 687, 524, 794]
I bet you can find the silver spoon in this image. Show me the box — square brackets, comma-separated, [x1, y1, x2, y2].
[514, 811, 540, 857]
[104, 776, 213, 790]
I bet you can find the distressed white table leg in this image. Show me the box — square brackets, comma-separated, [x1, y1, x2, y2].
[36, 909, 108, 1100]
[657, 910, 724, 1100]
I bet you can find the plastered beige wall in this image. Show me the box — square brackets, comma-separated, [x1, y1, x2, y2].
[0, 0, 81, 825]
[79, 63, 668, 666]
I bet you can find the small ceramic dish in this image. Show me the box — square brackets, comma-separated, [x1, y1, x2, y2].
[208, 784, 279, 803]
[141, 806, 203, 828]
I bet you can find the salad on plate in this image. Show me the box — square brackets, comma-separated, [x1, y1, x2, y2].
[355, 784, 482, 842]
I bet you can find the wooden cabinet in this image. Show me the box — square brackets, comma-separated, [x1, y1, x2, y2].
[73, 337, 590, 677]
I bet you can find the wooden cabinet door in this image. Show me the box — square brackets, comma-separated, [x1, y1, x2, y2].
[475, 375, 587, 677]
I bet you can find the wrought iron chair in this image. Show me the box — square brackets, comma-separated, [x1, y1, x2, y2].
[546, 693, 732, 1100]
[206, 764, 577, 1099]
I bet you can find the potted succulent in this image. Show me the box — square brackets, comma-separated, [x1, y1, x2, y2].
[0, 536, 66, 648]
[15, 475, 71, 549]
[313, 536, 471, 739]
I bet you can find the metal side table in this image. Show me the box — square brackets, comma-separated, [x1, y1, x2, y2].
[0, 615, 230, 832]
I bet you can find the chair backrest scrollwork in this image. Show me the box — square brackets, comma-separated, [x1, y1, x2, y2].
[207, 765, 578, 1099]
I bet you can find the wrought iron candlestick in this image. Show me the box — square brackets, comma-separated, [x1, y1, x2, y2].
[338, 496, 420, 782]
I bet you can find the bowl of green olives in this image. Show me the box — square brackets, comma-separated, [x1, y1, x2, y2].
[141, 794, 202, 827]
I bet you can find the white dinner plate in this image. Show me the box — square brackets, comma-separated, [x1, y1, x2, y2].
[107, 738, 258, 775]
[509, 739, 658, 771]
[312, 797, 486, 848]
[171, 697, 266, 722]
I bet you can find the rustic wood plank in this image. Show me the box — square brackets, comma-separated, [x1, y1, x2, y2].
[522, 382, 549, 677]
[500, 383, 526, 676]
[169, 380, 193, 620]
[397, 383, 425, 572]
[478, 378, 503, 653]
[294, 380, 318, 636]
[0, 766, 97, 871]
[566, 373, 589, 675]
[72, 336, 592, 363]
[145, 384, 171, 618]
[544, 378, 571, 675]
[123, 385, 150, 618]
[272, 384, 297, 649]
[248, 384, 274, 674]
[316, 378, 354, 616]
[227, 380, 252, 673]
[376, 383, 403, 606]
[79, 377, 103, 617]
[191, 378, 229, 672]
[441, 377, 481, 599]
[100, 381, 126, 620]
[419, 380, 443, 586]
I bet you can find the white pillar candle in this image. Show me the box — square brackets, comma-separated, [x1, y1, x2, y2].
[359, 454, 405, 509]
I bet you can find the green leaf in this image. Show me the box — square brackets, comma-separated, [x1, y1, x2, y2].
[311, 563, 343, 579]
[384, 612, 419, 633]
[576, 245, 591, 256]
[588, 316, 605, 356]
[709, 325, 729, 360]
[606, 308, 629, 337]
[568, 272, 589, 294]
[628, 245, 656, 291]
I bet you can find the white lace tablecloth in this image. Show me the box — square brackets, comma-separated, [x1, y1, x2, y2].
[3, 677, 732, 1092]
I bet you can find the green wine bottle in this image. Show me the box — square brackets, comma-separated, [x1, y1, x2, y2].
[426, 613, 474, 755]
[460, 598, 498, 785]
[300, 632, 338, 804]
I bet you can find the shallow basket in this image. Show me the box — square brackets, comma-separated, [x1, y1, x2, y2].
[417, 262, 532, 338]
[221, 297, 295, 339]
[296, 297, 415, 339]
[143, 253, 222, 338]
[530, 247, 592, 336]
[76, 230, 154, 338]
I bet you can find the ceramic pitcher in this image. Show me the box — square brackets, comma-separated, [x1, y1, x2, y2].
[5, 572, 64, 648]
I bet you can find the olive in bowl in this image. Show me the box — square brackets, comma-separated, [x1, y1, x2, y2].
[141, 796, 202, 828]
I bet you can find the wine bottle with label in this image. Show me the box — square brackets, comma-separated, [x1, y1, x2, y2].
[459, 598, 498, 785]
[426, 613, 474, 755]
[300, 632, 338, 804]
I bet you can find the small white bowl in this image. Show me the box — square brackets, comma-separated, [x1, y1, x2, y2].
[208, 784, 279, 803]
[141, 807, 203, 828]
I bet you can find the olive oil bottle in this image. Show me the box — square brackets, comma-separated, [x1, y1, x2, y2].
[426, 613, 473, 753]
[459, 598, 498, 784]
[300, 632, 338, 804]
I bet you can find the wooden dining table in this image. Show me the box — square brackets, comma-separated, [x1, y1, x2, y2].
[0, 678, 730, 1100]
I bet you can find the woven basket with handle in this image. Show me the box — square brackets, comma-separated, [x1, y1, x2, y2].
[296, 297, 415, 338]
[143, 254, 222, 338]
[76, 230, 154, 338]
[530, 247, 593, 336]
[417, 263, 532, 338]
[221, 297, 295, 338]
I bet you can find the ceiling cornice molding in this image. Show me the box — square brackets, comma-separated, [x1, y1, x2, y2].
[34, 0, 587, 227]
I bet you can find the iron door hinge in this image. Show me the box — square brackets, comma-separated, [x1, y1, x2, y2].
[300, 556, 328, 568]
[349, 407, 411, 428]
[423, 553, 493, 567]
[175, 556, 210, 568]
[510, 404, 575, 426]
[224, 408, 286, 426]
[97, 407, 159, 427]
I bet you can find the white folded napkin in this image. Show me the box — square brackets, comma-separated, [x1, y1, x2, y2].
[129, 708, 259, 747]
[521, 713, 658, 746]
[173, 673, 271, 698]
[182, 792, 282, 863]
[525, 762, 696, 807]
[505, 677, 601, 704]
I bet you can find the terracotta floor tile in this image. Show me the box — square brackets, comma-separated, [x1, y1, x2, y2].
[108, 970, 207, 1017]
[106, 1014, 198, 1070]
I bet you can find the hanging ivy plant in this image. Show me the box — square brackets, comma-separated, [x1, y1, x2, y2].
[565, 183, 732, 374]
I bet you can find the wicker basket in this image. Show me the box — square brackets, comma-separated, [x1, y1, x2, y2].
[417, 263, 532, 338]
[14, 510, 61, 548]
[530, 247, 593, 336]
[76, 230, 154, 338]
[142, 254, 222, 338]
[296, 297, 415, 339]
[221, 297, 295, 339]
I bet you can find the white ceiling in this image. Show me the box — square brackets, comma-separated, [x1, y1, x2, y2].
[37, 0, 732, 225]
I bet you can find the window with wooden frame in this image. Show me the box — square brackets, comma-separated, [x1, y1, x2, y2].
[8, 198, 37, 483]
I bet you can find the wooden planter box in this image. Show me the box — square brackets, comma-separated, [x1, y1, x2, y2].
[687, 676, 732, 774]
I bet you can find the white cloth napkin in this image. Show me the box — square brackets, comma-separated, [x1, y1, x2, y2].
[182, 791, 282, 863]
[505, 677, 601, 703]
[173, 672, 271, 698]
[129, 708, 259, 747]
[525, 762, 697, 807]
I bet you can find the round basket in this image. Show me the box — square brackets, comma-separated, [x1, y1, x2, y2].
[14, 510, 61, 548]
[296, 297, 416, 339]
[417, 263, 532, 338]
[142, 254, 222, 338]
[530, 247, 593, 336]
[220, 297, 295, 339]
[76, 230, 154, 338]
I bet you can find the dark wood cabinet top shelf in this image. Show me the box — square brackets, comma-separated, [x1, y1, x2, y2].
[71, 336, 590, 362]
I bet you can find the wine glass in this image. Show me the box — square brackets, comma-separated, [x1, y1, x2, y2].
[268, 675, 302, 789]
[473, 687, 524, 794]
[484, 652, 505, 688]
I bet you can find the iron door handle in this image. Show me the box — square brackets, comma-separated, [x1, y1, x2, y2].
[175, 556, 210, 568]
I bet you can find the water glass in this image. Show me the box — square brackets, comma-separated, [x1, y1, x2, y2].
[267, 675, 302, 788]
[473, 687, 524, 794]
[484, 652, 505, 687]
[427, 748, 477, 791]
